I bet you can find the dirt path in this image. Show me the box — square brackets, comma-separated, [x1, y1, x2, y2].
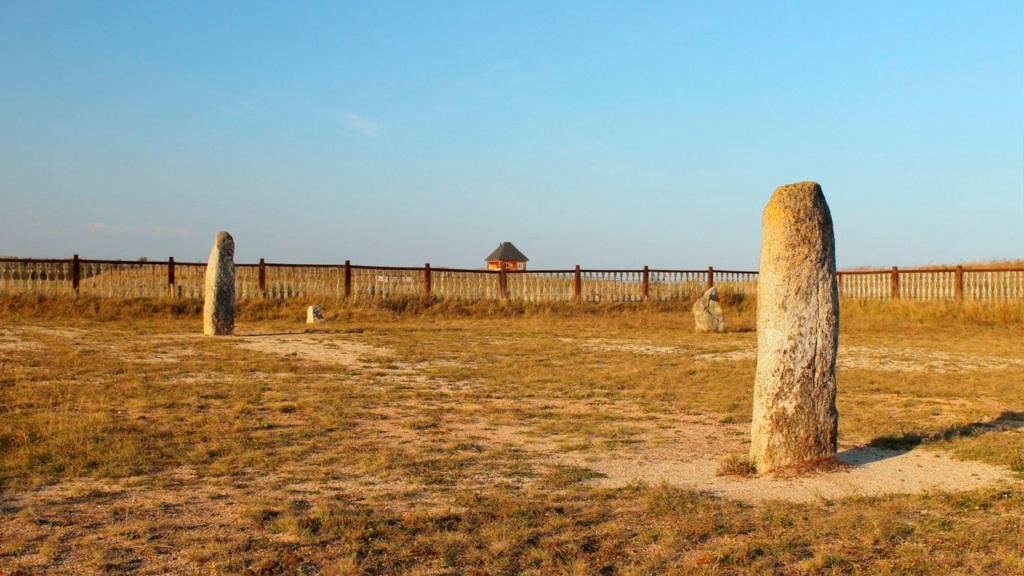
[559, 442, 1017, 503]
[226, 331, 1022, 504]
[231, 331, 386, 367]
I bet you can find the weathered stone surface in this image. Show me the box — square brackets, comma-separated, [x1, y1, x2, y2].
[203, 231, 235, 336]
[306, 305, 325, 324]
[692, 287, 725, 333]
[750, 182, 839, 474]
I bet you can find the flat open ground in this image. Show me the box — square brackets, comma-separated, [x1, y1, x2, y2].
[1, 300, 1022, 575]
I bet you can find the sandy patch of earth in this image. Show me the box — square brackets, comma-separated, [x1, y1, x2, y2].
[0, 328, 43, 352]
[568, 445, 1017, 503]
[694, 349, 756, 362]
[18, 326, 88, 339]
[581, 340, 683, 355]
[405, 396, 1022, 504]
[584, 338, 1024, 372]
[222, 333, 1022, 504]
[231, 332, 387, 367]
[839, 345, 1024, 373]
[500, 407, 1022, 503]
[1, 326, 198, 364]
[0, 326, 92, 352]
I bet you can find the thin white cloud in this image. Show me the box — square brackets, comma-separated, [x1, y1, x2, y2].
[344, 114, 381, 137]
[214, 92, 262, 117]
[486, 58, 522, 74]
[151, 227, 192, 238]
[84, 222, 191, 238]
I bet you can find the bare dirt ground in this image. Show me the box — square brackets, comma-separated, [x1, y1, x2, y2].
[587, 338, 1024, 373]
[221, 331, 1020, 503]
[233, 332, 385, 367]
[2, 314, 1023, 574]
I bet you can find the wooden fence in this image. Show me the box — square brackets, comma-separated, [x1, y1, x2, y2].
[0, 256, 1021, 303]
[837, 266, 1024, 301]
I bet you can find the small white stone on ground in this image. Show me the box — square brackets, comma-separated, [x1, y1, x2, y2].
[306, 305, 325, 324]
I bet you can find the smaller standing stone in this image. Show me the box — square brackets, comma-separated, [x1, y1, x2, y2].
[203, 231, 235, 336]
[692, 287, 725, 333]
[306, 305, 325, 324]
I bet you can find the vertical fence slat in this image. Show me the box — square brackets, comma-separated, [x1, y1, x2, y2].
[72, 255, 81, 295]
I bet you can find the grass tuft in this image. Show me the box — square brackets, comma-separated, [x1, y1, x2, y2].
[717, 454, 757, 477]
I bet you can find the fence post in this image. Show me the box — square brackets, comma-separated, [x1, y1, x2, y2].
[836, 271, 843, 298]
[499, 269, 509, 300]
[167, 257, 175, 298]
[955, 265, 964, 302]
[424, 263, 431, 298]
[706, 266, 714, 290]
[891, 266, 900, 300]
[72, 254, 81, 295]
[574, 265, 582, 303]
[258, 258, 267, 298]
[642, 266, 649, 301]
[344, 260, 352, 299]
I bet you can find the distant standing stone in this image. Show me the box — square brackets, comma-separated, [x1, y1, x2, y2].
[750, 182, 839, 474]
[203, 231, 235, 336]
[306, 305, 325, 324]
[692, 286, 725, 333]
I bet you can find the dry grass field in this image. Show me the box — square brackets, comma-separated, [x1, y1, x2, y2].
[1, 296, 1022, 575]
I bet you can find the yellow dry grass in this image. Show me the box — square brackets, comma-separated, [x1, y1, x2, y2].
[0, 295, 1022, 575]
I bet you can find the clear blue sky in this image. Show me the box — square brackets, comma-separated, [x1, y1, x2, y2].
[1, 1, 1021, 269]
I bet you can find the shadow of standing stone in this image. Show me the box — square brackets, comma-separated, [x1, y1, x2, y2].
[203, 231, 235, 336]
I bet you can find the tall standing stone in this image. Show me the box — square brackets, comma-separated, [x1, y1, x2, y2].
[203, 231, 236, 336]
[750, 182, 839, 473]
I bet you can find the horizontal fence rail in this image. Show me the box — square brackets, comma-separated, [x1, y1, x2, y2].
[1, 256, 1021, 303]
[837, 266, 1024, 302]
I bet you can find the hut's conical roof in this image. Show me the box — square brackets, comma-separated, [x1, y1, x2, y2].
[485, 242, 528, 262]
